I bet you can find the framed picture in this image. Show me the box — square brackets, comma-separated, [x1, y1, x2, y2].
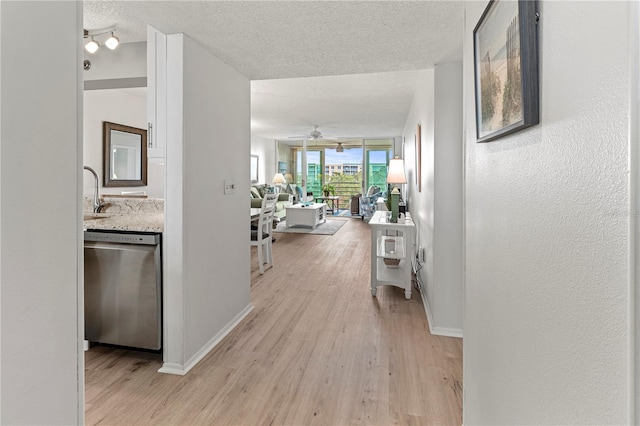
[250, 155, 259, 183]
[278, 161, 287, 173]
[473, 0, 539, 143]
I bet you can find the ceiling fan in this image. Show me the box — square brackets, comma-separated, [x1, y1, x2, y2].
[321, 140, 362, 152]
[288, 125, 336, 140]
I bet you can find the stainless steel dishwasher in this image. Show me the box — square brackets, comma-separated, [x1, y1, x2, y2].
[84, 230, 162, 350]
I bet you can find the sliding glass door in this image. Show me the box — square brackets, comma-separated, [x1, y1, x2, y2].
[364, 140, 393, 194]
[296, 149, 322, 197]
[285, 138, 394, 213]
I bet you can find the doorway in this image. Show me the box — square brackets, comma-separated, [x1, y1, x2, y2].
[286, 138, 394, 213]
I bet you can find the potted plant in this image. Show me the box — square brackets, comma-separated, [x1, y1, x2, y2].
[322, 184, 335, 197]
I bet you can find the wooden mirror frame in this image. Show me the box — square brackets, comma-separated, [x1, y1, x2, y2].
[103, 121, 148, 187]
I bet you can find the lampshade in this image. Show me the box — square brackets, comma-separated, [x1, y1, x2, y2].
[386, 158, 407, 184]
[272, 173, 286, 184]
[285, 173, 293, 183]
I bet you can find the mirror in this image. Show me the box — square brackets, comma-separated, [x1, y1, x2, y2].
[103, 121, 147, 187]
[250, 155, 259, 182]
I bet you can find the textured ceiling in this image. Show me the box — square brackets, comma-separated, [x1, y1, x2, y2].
[252, 71, 423, 140]
[84, 1, 464, 140]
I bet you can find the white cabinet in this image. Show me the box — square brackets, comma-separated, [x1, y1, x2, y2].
[369, 210, 415, 299]
[147, 25, 167, 160]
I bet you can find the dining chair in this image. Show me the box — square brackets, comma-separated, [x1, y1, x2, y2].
[251, 192, 278, 274]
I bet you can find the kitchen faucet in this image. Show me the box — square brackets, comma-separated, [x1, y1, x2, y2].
[83, 166, 105, 213]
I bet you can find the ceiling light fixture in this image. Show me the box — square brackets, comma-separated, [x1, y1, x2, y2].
[84, 28, 119, 54]
[105, 32, 119, 50]
[85, 37, 100, 54]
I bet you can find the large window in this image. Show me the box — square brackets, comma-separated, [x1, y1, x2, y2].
[288, 138, 394, 210]
[296, 150, 322, 196]
[324, 146, 363, 208]
[365, 146, 392, 192]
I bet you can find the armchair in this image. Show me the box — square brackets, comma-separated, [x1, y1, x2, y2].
[359, 185, 382, 220]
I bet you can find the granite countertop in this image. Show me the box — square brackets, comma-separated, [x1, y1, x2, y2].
[82, 197, 164, 233]
[83, 213, 164, 233]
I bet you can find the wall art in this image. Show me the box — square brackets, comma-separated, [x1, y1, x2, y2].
[474, 0, 539, 142]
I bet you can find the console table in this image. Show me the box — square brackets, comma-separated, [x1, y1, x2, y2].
[368, 210, 415, 299]
[285, 203, 326, 229]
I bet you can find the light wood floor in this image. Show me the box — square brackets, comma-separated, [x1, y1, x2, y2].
[85, 217, 462, 425]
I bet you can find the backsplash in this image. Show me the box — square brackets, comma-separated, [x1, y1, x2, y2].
[83, 196, 164, 214]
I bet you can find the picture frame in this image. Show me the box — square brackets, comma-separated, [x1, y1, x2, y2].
[250, 155, 259, 183]
[473, 0, 539, 143]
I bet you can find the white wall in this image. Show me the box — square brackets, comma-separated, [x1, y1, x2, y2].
[433, 63, 463, 334]
[464, 1, 632, 423]
[162, 34, 251, 374]
[83, 89, 165, 199]
[403, 69, 436, 321]
[1, 2, 82, 424]
[402, 66, 463, 336]
[633, 1, 640, 422]
[83, 41, 146, 87]
[251, 134, 275, 184]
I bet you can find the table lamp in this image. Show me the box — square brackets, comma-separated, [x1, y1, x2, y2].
[284, 173, 294, 193]
[272, 173, 286, 193]
[386, 157, 406, 223]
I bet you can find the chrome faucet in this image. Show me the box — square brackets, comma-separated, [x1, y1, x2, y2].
[83, 166, 105, 213]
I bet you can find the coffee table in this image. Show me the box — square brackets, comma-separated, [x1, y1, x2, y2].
[285, 203, 327, 229]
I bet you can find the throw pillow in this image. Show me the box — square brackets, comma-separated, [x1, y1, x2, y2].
[250, 187, 262, 199]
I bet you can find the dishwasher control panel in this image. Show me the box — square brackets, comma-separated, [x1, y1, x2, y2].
[84, 231, 160, 245]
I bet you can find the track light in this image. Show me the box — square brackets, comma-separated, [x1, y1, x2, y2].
[84, 28, 119, 54]
[85, 38, 100, 54]
[105, 32, 119, 50]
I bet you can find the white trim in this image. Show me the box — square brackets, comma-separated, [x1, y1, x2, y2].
[84, 77, 147, 90]
[432, 326, 464, 339]
[163, 32, 184, 367]
[420, 284, 435, 333]
[158, 303, 253, 376]
[420, 284, 463, 339]
[461, 6, 469, 421]
[630, 0, 640, 422]
[74, 1, 85, 422]
[157, 362, 187, 376]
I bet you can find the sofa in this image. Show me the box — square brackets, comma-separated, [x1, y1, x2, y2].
[250, 184, 292, 220]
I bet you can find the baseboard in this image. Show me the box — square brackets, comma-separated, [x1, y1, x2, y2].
[157, 362, 187, 376]
[419, 286, 463, 339]
[420, 286, 437, 334]
[158, 303, 254, 376]
[431, 326, 463, 339]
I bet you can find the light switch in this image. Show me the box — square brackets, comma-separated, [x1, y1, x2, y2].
[224, 179, 236, 195]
